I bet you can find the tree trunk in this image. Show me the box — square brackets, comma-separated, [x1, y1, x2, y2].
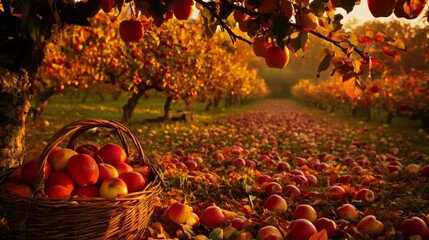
[29, 86, 55, 121]
[122, 89, 145, 125]
[214, 98, 220, 108]
[421, 113, 429, 132]
[164, 96, 173, 121]
[205, 100, 212, 111]
[386, 112, 394, 124]
[0, 67, 33, 169]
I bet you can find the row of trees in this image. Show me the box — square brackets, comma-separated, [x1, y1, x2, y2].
[1, 0, 426, 167]
[32, 14, 269, 124]
[291, 20, 428, 129]
[291, 68, 429, 129]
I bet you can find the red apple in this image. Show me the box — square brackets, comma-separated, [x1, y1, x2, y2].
[326, 185, 346, 200]
[264, 182, 283, 196]
[257, 225, 283, 240]
[291, 175, 308, 189]
[277, 161, 291, 171]
[96, 143, 127, 165]
[98, 163, 119, 184]
[100, 177, 128, 198]
[119, 171, 147, 193]
[199, 206, 226, 228]
[256, 174, 272, 185]
[293, 204, 317, 223]
[336, 203, 359, 221]
[233, 158, 246, 168]
[231, 217, 246, 230]
[314, 217, 337, 235]
[263, 194, 288, 213]
[132, 164, 153, 180]
[76, 144, 99, 158]
[21, 160, 52, 187]
[400, 216, 429, 239]
[306, 175, 317, 185]
[113, 162, 133, 176]
[45, 185, 71, 199]
[166, 202, 193, 225]
[46, 171, 75, 193]
[245, 159, 257, 169]
[71, 185, 100, 198]
[287, 219, 317, 240]
[9, 184, 32, 197]
[357, 188, 375, 203]
[119, 20, 144, 43]
[368, 0, 396, 17]
[422, 165, 429, 176]
[357, 215, 384, 237]
[48, 148, 78, 171]
[66, 154, 99, 187]
[184, 159, 198, 170]
[283, 184, 301, 197]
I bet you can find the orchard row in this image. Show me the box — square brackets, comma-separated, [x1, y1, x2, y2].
[133, 99, 428, 239]
[33, 14, 269, 122]
[291, 69, 429, 130]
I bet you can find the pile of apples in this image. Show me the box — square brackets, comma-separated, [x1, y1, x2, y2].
[2, 143, 153, 199]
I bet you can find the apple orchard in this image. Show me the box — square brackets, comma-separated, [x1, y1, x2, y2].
[1, 0, 429, 239]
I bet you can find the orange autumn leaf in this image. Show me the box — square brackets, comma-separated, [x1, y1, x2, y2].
[309, 229, 328, 240]
[342, 73, 365, 99]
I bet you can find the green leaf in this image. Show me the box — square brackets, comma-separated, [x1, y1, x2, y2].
[209, 227, 224, 240]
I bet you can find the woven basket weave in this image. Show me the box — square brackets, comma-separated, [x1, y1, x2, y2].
[0, 119, 164, 240]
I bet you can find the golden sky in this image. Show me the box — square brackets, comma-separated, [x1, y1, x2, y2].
[340, 0, 428, 25]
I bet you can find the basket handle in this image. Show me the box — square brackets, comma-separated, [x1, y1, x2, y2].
[33, 118, 151, 197]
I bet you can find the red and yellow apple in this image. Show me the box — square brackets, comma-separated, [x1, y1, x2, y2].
[66, 154, 99, 187]
[357, 215, 384, 237]
[292, 204, 317, 223]
[98, 163, 119, 184]
[119, 171, 147, 193]
[263, 194, 288, 213]
[48, 148, 77, 172]
[166, 202, 194, 225]
[71, 185, 100, 198]
[199, 206, 226, 228]
[100, 177, 128, 198]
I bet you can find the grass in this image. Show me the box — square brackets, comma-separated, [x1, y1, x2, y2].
[25, 92, 428, 154]
[25, 92, 263, 149]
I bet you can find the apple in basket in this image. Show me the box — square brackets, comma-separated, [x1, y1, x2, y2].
[48, 148, 78, 172]
[66, 154, 99, 186]
[95, 143, 127, 165]
[119, 171, 147, 193]
[21, 160, 53, 186]
[100, 177, 128, 198]
[97, 163, 119, 184]
[72, 185, 101, 198]
[76, 144, 99, 158]
[133, 164, 153, 181]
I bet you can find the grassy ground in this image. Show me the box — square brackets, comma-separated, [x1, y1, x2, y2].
[25, 93, 428, 153]
[25, 92, 262, 149]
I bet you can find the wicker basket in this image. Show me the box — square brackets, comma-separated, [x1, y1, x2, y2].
[0, 119, 164, 240]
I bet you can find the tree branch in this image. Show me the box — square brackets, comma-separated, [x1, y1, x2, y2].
[194, 0, 365, 58]
[194, 0, 252, 45]
[288, 23, 365, 58]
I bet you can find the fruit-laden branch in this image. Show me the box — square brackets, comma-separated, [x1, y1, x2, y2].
[288, 22, 365, 59]
[194, 0, 252, 45]
[194, 0, 365, 58]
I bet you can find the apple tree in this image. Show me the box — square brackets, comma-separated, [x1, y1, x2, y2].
[0, 0, 427, 168]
